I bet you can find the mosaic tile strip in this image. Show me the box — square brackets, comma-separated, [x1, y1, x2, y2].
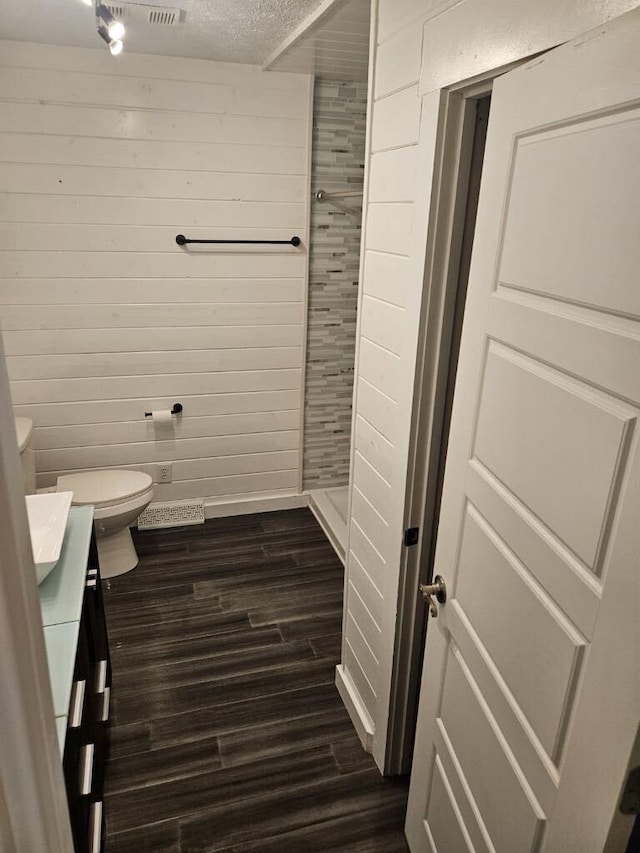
[303, 78, 367, 490]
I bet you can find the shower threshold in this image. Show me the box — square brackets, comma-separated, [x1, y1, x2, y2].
[308, 486, 348, 565]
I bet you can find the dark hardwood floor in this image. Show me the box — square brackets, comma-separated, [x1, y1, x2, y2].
[102, 508, 410, 853]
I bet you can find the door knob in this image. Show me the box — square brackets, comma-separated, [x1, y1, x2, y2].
[419, 575, 447, 618]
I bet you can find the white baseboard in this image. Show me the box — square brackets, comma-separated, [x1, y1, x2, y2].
[203, 490, 309, 519]
[335, 663, 374, 753]
[308, 489, 346, 565]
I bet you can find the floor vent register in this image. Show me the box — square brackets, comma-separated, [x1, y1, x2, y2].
[137, 500, 205, 530]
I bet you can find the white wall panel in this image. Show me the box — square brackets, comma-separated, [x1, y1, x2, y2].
[0, 164, 305, 202]
[344, 639, 377, 714]
[349, 518, 387, 597]
[354, 414, 394, 484]
[0, 67, 304, 118]
[14, 390, 301, 427]
[0, 196, 303, 229]
[0, 101, 308, 147]
[374, 24, 423, 97]
[418, 0, 640, 94]
[38, 443, 299, 476]
[0, 41, 312, 503]
[6, 348, 302, 380]
[345, 611, 380, 689]
[370, 85, 421, 151]
[347, 594, 382, 683]
[357, 338, 401, 401]
[150, 470, 300, 502]
[0, 279, 303, 306]
[348, 553, 384, 628]
[34, 410, 300, 450]
[0, 134, 306, 175]
[0, 252, 304, 281]
[0, 42, 309, 90]
[355, 377, 398, 444]
[350, 485, 390, 563]
[10, 370, 301, 404]
[365, 203, 413, 255]
[361, 250, 411, 308]
[368, 147, 418, 203]
[360, 295, 405, 355]
[2, 326, 303, 356]
[352, 449, 392, 521]
[1, 303, 304, 330]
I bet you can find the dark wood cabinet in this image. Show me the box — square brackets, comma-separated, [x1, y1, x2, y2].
[62, 528, 111, 853]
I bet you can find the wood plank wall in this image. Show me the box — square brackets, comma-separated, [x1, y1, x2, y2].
[0, 41, 312, 506]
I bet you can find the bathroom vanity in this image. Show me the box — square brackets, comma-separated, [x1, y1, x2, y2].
[39, 506, 111, 853]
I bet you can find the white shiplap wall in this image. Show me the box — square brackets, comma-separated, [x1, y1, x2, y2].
[339, 0, 640, 771]
[0, 41, 312, 507]
[336, 0, 418, 763]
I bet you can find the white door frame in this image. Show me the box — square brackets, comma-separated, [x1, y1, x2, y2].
[0, 330, 73, 852]
[385, 59, 539, 776]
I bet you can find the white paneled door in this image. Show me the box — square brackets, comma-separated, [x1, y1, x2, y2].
[406, 11, 640, 853]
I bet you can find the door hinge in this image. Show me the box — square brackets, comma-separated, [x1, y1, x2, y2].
[404, 527, 420, 547]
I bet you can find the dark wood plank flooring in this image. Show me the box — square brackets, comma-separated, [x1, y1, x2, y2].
[102, 508, 409, 853]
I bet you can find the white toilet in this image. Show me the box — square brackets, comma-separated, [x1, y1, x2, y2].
[15, 415, 153, 578]
[56, 470, 154, 578]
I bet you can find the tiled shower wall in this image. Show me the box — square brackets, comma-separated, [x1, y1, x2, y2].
[303, 78, 367, 490]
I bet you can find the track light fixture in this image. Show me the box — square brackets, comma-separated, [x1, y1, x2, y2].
[97, 4, 125, 39]
[95, 4, 125, 56]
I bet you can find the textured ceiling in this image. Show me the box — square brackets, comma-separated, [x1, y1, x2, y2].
[0, 0, 326, 64]
[266, 0, 370, 81]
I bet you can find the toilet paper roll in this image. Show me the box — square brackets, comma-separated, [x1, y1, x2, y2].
[150, 410, 173, 424]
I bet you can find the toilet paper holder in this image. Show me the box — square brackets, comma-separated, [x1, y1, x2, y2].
[145, 403, 183, 418]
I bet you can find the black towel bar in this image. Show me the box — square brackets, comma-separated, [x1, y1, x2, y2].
[176, 234, 301, 247]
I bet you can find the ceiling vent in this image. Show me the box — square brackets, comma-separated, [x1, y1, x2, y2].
[105, 4, 127, 18]
[105, 3, 185, 26]
[148, 7, 181, 25]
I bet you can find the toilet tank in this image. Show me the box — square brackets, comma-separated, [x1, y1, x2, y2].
[15, 417, 36, 494]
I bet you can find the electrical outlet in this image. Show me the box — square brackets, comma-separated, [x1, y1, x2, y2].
[158, 463, 172, 483]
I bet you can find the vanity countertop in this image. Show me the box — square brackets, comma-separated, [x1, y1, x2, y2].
[38, 505, 94, 755]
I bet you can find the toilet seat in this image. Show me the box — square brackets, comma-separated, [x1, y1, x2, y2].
[91, 489, 155, 522]
[56, 470, 153, 508]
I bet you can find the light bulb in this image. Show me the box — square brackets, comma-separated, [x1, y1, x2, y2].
[109, 38, 124, 56]
[80, 0, 93, 6]
[107, 19, 125, 40]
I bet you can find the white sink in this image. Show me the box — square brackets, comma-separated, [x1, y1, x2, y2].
[25, 492, 74, 584]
